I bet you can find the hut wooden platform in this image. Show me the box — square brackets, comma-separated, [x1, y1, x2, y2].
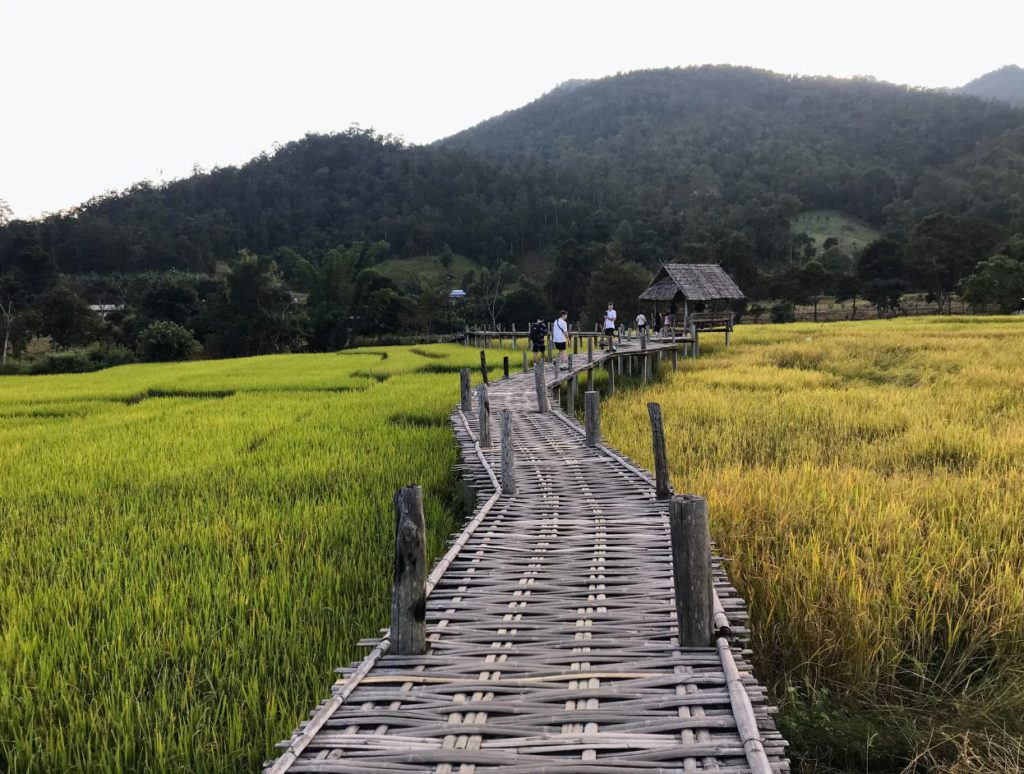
[266, 339, 788, 773]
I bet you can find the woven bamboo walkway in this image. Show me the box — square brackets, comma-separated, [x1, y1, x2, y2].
[267, 341, 789, 773]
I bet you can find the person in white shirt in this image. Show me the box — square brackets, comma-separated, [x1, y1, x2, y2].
[635, 312, 647, 336]
[552, 310, 570, 369]
[603, 302, 617, 352]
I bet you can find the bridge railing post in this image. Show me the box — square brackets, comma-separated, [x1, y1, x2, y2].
[534, 360, 549, 413]
[587, 336, 593, 363]
[522, 350, 529, 372]
[476, 384, 491, 447]
[584, 391, 600, 447]
[607, 359, 615, 395]
[647, 402, 671, 499]
[669, 494, 713, 647]
[567, 373, 576, 414]
[500, 409, 515, 495]
[672, 348, 678, 372]
[392, 485, 427, 655]
[459, 368, 471, 412]
[503, 356, 510, 380]
[587, 367, 594, 393]
[479, 350, 489, 384]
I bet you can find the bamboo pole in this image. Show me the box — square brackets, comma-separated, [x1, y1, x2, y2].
[479, 350, 489, 385]
[459, 368, 471, 412]
[500, 409, 515, 495]
[391, 485, 426, 656]
[647, 402, 671, 499]
[669, 495, 712, 647]
[584, 391, 600, 447]
[476, 384, 491, 447]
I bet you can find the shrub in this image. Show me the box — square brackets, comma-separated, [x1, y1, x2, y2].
[770, 301, 796, 323]
[25, 344, 136, 374]
[136, 321, 202, 362]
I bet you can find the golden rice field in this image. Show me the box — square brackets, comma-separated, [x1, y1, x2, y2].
[601, 317, 1024, 772]
[4, 320, 1024, 773]
[0, 345, 513, 774]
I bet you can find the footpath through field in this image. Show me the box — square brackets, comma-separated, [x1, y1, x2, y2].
[267, 340, 789, 773]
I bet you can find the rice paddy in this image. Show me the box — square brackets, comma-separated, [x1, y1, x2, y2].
[600, 317, 1024, 772]
[0, 345, 511, 774]
[4, 319, 1024, 773]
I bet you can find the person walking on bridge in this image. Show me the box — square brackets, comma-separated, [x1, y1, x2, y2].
[603, 301, 617, 352]
[529, 315, 548, 366]
[552, 310, 569, 370]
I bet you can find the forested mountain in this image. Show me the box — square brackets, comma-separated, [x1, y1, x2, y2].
[3, 65, 1024, 369]
[958, 65, 1024, 107]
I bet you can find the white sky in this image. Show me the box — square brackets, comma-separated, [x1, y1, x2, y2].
[1, 0, 1021, 220]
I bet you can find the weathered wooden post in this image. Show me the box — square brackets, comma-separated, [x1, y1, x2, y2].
[534, 360, 549, 413]
[511, 323, 517, 350]
[627, 356, 633, 376]
[587, 336, 593, 363]
[503, 356, 510, 380]
[647, 402, 671, 499]
[568, 354, 574, 372]
[641, 334, 647, 352]
[643, 355, 649, 383]
[392, 485, 427, 655]
[672, 347, 678, 372]
[476, 384, 491, 447]
[463, 331, 469, 347]
[500, 409, 515, 495]
[587, 367, 594, 393]
[690, 324, 698, 358]
[479, 350, 489, 385]
[669, 494, 713, 647]
[725, 321, 732, 347]
[584, 391, 600, 447]
[567, 373, 576, 414]
[573, 335, 579, 355]
[459, 368, 472, 412]
[522, 350, 529, 372]
[607, 359, 615, 395]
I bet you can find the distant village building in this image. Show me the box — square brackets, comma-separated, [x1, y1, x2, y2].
[638, 264, 745, 330]
[87, 304, 124, 318]
[449, 289, 467, 302]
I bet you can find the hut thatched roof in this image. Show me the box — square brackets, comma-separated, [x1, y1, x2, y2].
[639, 264, 745, 302]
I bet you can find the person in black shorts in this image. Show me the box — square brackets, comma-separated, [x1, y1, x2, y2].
[529, 316, 548, 365]
[552, 310, 569, 369]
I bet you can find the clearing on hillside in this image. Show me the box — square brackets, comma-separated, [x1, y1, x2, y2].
[791, 209, 881, 253]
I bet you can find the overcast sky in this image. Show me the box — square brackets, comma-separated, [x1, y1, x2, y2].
[1, 0, 1021, 220]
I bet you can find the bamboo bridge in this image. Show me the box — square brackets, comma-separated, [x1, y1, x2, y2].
[266, 336, 788, 773]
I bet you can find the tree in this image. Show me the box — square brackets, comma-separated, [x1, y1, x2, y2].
[798, 260, 832, 322]
[472, 261, 514, 330]
[139, 274, 201, 326]
[857, 238, 909, 314]
[961, 254, 1024, 313]
[583, 255, 651, 328]
[37, 286, 104, 347]
[0, 299, 17, 365]
[206, 252, 307, 356]
[136, 321, 201, 361]
[905, 214, 1000, 312]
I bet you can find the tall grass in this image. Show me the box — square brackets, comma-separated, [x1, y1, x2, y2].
[601, 318, 1024, 772]
[0, 345, 507, 773]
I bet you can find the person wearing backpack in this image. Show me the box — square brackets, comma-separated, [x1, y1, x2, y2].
[529, 315, 548, 366]
[552, 310, 570, 370]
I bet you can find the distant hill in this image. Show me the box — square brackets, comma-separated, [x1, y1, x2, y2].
[3, 65, 1024, 290]
[958, 65, 1024, 107]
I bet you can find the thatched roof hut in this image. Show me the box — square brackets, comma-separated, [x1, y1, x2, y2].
[639, 264, 745, 328]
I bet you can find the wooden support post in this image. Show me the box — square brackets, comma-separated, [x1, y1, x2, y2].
[567, 374, 576, 414]
[694, 328, 700, 358]
[690, 324, 697, 358]
[476, 384, 491, 447]
[459, 368, 472, 412]
[500, 409, 515, 495]
[522, 350, 529, 372]
[587, 336, 593, 363]
[534, 360, 549, 413]
[463, 332, 469, 347]
[641, 334, 647, 352]
[643, 355, 649, 383]
[725, 322, 732, 347]
[647, 402, 671, 499]
[672, 348, 678, 372]
[511, 323, 517, 350]
[503, 356, 509, 380]
[584, 390, 600, 447]
[479, 350, 489, 385]
[587, 367, 594, 393]
[627, 356, 633, 376]
[669, 495, 713, 648]
[573, 335, 579, 355]
[607, 360, 615, 395]
[568, 354, 574, 372]
[391, 485, 426, 656]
